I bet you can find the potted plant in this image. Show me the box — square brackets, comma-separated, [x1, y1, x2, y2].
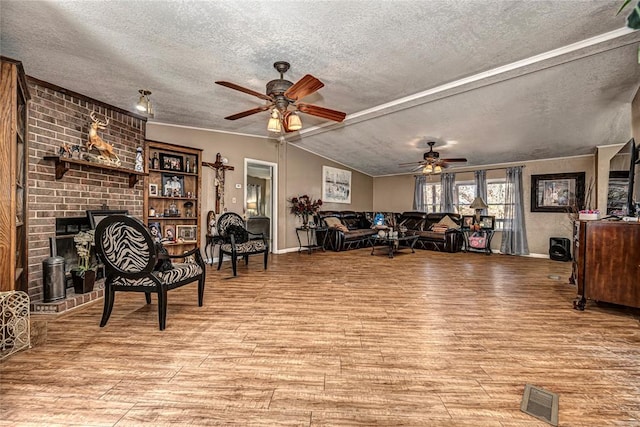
[289, 195, 322, 227]
[71, 229, 96, 294]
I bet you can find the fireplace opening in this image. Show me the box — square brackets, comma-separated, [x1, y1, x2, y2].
[50, 216, 102, 287]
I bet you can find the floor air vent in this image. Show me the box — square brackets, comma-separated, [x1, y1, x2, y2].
[520, 384, 559, 426]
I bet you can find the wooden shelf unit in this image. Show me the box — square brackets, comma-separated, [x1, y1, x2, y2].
[1, 57, 30, 292]
[144, 140, 202, 256]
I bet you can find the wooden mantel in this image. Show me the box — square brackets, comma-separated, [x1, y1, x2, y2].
[44, 155, 148, 188]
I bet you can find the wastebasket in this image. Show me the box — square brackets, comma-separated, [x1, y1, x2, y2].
[43, 256, 66, 302]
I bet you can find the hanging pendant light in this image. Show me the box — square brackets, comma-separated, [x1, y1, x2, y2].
[286, 112, 302, 131]
[267, 109, 281, 133]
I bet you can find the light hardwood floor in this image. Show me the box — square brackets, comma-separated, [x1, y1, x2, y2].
[2, 249, 640, 426]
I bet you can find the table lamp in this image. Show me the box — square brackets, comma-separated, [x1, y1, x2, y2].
[470, 196, 488, 224]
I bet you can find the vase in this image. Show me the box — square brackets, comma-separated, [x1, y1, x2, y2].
[302, 213, 309, 228]
[71, 269, 96, 294]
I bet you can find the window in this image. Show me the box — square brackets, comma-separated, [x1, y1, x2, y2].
[422, 183, 441, 213]
[455, 180, 507, 230]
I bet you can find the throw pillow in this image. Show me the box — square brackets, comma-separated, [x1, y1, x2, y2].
[153, 242, 174, 272]
[323, 217, 342, 228]
[430, 224, 449, 234]
[437, 215, 459, 230]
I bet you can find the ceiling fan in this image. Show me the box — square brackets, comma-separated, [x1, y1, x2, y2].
[399, 141, 468, 173]
[215, 61, 346, 133]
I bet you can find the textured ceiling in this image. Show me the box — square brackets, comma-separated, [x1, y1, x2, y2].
[1, 1, 639, 176]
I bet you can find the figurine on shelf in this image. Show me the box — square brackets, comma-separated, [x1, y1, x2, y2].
[58, 142, 72, 158]
[87, 111, 121, 166]
[151, 152, 159, 169]
[134, 147, 144, 172]
[185, 158, 191, 173]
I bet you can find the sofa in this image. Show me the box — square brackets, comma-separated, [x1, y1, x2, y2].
[317, 210, 463, 253]
[317, 211, 381, 251]
[396, 211, 464, 253]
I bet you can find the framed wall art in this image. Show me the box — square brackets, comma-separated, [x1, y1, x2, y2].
[161, 174, 184, 197]
[531, 172, 585, 213]
[149, 183, 158, 197]
[159, 153, 183, 171]
[322, 165, 351, 204]
[176, 224, 198, 241]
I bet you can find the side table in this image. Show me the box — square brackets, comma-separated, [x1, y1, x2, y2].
[295, 226, 328, 254]
[462, 229, 494, 255]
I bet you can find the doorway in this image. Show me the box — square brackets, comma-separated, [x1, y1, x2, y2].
[244, 158, 278, 252]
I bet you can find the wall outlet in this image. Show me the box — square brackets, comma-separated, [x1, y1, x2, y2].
[235, 183, 242, 189]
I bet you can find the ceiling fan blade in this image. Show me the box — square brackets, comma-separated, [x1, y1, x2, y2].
[215, 81, 273, 102]
[398, 161, 425, 166]
[284, 74, 324, 101]
[297, 103, 346, 122]
[224, 105, 271, 120]
[442, 158, 468, 163]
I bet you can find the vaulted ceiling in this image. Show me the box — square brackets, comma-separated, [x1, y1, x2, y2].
[2, 1, 639, 176]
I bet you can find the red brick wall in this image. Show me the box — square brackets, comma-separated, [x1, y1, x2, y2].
[27, 78, 146, 302]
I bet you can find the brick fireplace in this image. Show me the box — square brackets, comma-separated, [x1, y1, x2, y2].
[27, 77, 146, 312]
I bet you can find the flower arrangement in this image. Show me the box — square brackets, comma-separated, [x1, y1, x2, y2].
[289, 195, 322, 217]
[73, 229, 96, 274]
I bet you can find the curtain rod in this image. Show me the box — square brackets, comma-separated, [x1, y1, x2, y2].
[413, 164, 526, 177]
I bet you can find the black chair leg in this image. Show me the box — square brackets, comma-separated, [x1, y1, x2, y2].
[157, 287, 168, 331]
[145, 292, 151, 304]
[231, 254, 238, 276]
[197, 275, 205, 306]
[244, 254, 249, 265]
[100, 284, 115, 327]
[217, 251, 223, 270]
[264, 250, 269, 270]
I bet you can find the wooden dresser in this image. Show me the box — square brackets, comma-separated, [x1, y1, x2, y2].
[573, 220, 640, 310]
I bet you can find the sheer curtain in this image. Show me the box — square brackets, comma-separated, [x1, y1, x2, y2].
[500, 166, 529, 255]
[413, 175, 427, 211]
[440, 172, 456, 212]
[474, 170, 488, 216]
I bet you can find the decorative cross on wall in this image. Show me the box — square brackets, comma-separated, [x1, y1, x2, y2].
[203, 153, 234, 214]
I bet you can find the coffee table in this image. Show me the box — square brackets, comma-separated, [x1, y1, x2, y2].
[370, 234, 419, 258]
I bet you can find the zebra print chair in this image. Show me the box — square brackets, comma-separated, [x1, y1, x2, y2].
[216, 212, 269, 276]
[95, 215, 206, 330]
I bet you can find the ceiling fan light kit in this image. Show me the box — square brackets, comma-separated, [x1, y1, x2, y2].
[401, 141, 468, 174]
[216, 61, 346, 133]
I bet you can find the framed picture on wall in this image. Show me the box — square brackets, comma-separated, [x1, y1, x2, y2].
[161, 174, 184, 197]
[322, 166, 352, 204]
[531, 172, 585, 212]
[159, 153, 183, 171]
[176, 225, 198, 241]
[163, 224, 175, 243]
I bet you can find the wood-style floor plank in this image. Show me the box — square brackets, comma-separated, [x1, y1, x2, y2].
[2, 249, 640, 426]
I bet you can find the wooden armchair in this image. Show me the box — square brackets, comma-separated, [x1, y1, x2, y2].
[216, 212, 269, 276]
[94, 215, 206, 330]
